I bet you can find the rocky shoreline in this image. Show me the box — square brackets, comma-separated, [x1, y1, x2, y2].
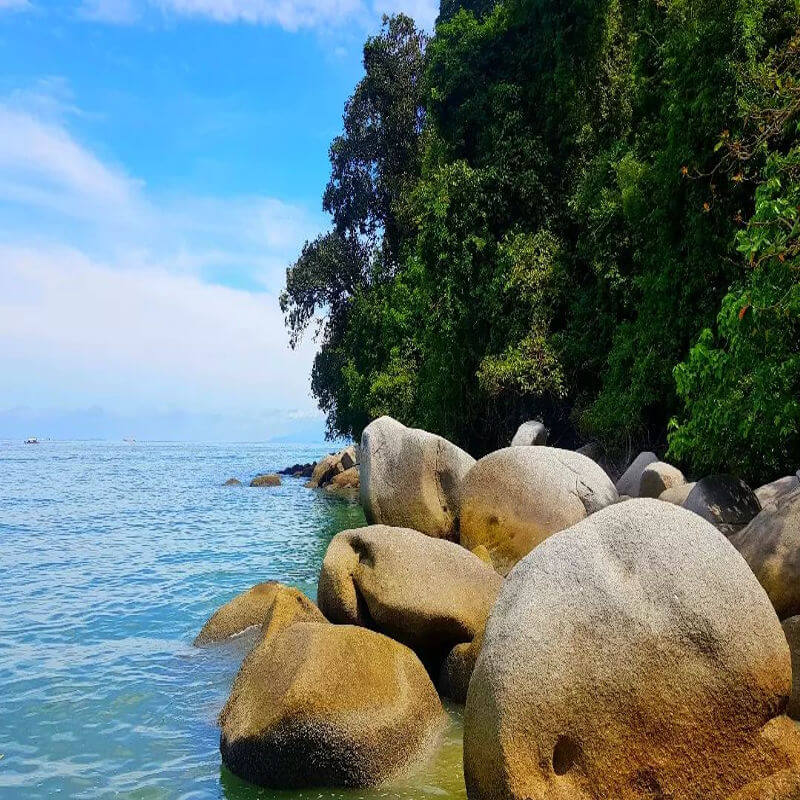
[201, 415, 800, 799]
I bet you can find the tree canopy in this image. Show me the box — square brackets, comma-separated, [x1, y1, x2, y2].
[281, 2, 800, 483]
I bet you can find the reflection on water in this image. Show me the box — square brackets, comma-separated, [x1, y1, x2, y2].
[0, 441, 465, 799]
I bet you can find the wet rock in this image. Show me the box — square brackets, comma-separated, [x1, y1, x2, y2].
[359, 416, 475, 539]
[510, 420, 548, 446]
[250, 474, 281, 488]
[305, 447, 357, 489]
[684, 474, 761, 536]
[219, 622, 444, 788]
[325, 466, 359, 492]
[223, 478, 242, 486]
[278, 462, 315, 478]
[459, 446, 618, 575]
[465, 499, 800, 800]
[194, 582, 321, 645]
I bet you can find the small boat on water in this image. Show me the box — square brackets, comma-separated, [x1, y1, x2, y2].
[24, 437, 39, 444]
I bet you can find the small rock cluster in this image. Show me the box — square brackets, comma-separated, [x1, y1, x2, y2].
[198, 415, 800, 798]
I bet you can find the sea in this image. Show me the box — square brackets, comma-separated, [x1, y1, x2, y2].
[0, 440, 465, 799]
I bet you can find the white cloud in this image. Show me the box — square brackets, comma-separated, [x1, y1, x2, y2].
[0, 99, 324, 432]
[0, 244, 318, 413]
[0, 0, 30, 11]
[76, 0, 438, 30]
[78, 0, 141, 23]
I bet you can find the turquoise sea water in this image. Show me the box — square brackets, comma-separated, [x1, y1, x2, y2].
[0, 441, 465, 799]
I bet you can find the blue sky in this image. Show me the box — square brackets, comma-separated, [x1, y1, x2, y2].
[0, 0, 436, 441]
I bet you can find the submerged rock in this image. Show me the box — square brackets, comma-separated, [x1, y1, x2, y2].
[194, 582, 321, 645]
[318, 525, 502, 687]
[731, 489, 800, 619]
[223, 477, 242, 486]
[638, 460, 686, 498]
[250, 474, 281, 488]
[684, 474, 761, 536]
[464, 499, 799, 800]
[359, 416, 475, 539]
[219, 622, 444, 788]
[459, 446, 618, 574]
[510, 420, 548, 446]
[615, 451, 658, 497]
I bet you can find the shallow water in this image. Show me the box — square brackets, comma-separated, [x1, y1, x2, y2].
[0, 441, 466, 799]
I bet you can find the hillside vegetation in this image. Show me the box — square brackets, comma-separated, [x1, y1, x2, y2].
[281, 0, 800, 484]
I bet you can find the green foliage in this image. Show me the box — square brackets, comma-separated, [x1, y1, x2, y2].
[282, 2, 800, 480]
[669, 34, 800, 482]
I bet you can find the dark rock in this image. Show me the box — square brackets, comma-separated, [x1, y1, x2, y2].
[278, 462, 316, 477]
[684, 474, 761, 536]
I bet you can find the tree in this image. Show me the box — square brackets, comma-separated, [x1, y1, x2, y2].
[280, 15, 427, 439]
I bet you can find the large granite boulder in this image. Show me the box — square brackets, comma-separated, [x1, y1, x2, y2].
[510, 420, 548, 446]
[194, 582, 321, 645]
[638, 461, 686, 498]
[220, 622, 444, 788]
[756, 474, 800, 508]
[615, 451, 658, 497]
[731, 490, 800, 619]
[781, 616, 800, 720]
[728, 770, 800, 800]
[684, 474, 761, 536]
[318, 525, 502, 683]
[464, 499, 800, 800]
[359, 416, 475, 539]
[459, 447, 618, 575]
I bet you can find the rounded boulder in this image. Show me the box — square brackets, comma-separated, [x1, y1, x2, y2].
[318, 525, 502, 679]
[219, 622, 444, 788]
[638, 461, 686, 498]
[731, 490, 800, 619]
[194, 582, 321, 645]
[359, 416, 475, 539]
[684, 474, 761, 536]
[459, 446, 618, 575]
[465, 499, 798, 800]
[510, 420, 548, 446]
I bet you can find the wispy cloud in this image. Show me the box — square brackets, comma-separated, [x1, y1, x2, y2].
[0, 0, 31, 11]
[0, 94, 324, 429]
[76, 0, 438, 30]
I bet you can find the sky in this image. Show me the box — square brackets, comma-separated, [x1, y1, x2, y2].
[0, 0, 437, 442]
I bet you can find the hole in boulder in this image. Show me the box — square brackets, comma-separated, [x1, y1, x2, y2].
[552, 735, 580, 776]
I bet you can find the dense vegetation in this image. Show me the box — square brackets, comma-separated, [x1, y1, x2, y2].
[281, 0, 800, 483]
